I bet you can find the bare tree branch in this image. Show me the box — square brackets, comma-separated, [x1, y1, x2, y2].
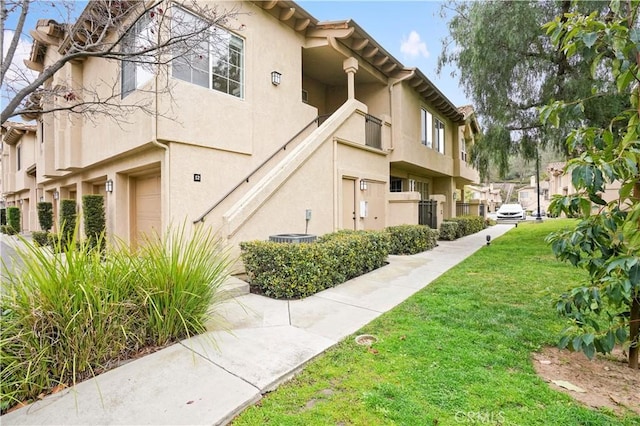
[1, 0, 243, 124]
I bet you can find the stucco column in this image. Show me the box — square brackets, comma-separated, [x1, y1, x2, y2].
[343, 57, 359, 100]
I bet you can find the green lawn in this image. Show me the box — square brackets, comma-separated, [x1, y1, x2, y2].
[233, 220, 640, 425]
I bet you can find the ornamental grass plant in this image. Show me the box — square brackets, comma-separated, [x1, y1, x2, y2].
[0, 224, 232, 412]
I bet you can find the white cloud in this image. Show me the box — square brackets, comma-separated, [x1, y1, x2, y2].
[2, 30, 38, 88]
[400, 30, 430, 59]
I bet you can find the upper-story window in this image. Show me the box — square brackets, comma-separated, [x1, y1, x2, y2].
[460, 136, 467, 161]
[421, 108, 445, 154]
[435, 118, 445, 154]
[172, 7, 244, 98]
[17, 144, 22, 171]
[121, 13, 154, 98]
[420, 108, 432, 148]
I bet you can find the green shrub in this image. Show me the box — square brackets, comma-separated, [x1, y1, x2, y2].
[386, 225, 439, 254]
[0, 208, 6, 226]
[241, 230, 390, 299]
[59, 199, 76, 241]
[0, 224, 231, 411]
[7, 207, 20, 235]
[448, 216, 486, 238]
[31, 231, 49, 247]
[0, 225, 14, 235]
[36, 202, 53, 232]
[82, 195, 105, 248]
[439, 221, 459, 240]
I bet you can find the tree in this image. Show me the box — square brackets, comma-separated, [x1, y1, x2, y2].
[542, 0, 640, 369]
[438, 0, 628, 180]
[1, 0, 241, 124]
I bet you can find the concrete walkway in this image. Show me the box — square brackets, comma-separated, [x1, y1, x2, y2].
[1, 224, 514, 425]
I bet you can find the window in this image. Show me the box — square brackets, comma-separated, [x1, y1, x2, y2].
[420, 108, 432, 148]
[17, 144, 21, 170]
[435, 118, 445, 154]
[390, 177, 403, 192]
[121, 13, 154, 98]
[460, 137, 467, 161]
[421, 108, 445, 154]
[172, 8, 244, 98]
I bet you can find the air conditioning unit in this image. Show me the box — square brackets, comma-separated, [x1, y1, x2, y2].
[269, 234, 317, 243]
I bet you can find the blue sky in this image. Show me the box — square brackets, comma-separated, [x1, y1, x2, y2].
[298, 1, 469, 107]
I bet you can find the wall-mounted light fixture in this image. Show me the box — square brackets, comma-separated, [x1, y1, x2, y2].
[53, 191, 59, 200]
[271, 71, 282, 86]
[453, 191, 458, 200]
[360, 180, 368, 191]
[39, 196, 44, 202]
[18, 199, 23, 205]
[105, 179, 114, 193]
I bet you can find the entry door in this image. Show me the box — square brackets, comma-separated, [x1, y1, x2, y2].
[131, 174, 161, 244]
[342, 178, 356, 230]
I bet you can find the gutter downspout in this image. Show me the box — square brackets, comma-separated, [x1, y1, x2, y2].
[151, 39, 169, 233]
[388, 70, 415, 151]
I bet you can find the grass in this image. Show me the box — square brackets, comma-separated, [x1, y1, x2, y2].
[233, 220, 640, 425]
[0, 224, 232, 412]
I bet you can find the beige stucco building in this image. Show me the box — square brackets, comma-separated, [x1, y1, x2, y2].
[1, 1, 480, 247]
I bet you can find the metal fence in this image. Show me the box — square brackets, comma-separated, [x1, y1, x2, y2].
[456, 202, 470, 216]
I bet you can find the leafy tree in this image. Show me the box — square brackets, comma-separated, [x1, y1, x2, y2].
[439, 0, 628, 180]
[542, 0, 640, 369]
[1, 0, 241, 124]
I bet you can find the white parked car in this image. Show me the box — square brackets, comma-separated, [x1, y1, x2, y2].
[496, 204, 526, 220]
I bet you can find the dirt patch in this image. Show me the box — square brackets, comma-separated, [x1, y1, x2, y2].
[533, 347, 640, 416]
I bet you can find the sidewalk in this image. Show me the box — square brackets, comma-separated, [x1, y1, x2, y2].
[1, 224, 514, 425]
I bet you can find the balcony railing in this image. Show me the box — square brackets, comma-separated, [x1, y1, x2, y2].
[365, 114, 382, 149]
[456, 202, 470, 216]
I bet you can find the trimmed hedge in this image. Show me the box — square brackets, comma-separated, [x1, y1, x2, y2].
[7, 207, 20, 235]
[439, 221, 458, 241]
[82, 195, 105, 247]
[241, 230, 390, 299]
[386, 225, 439, 255]
[59, 199, 77, 240]
[37, 202, 53, 232]
[447, 215, 487, 239]
[31, 231, 49, 247]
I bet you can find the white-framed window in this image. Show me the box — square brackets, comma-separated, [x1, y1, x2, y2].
[460, 136, 467, 161]
[420, 108, 432, 148]
[121, 13, 155, 98]
[421, 108, 445, 154]
[172, 7, 244, 98]
[435, 118, 445, 154]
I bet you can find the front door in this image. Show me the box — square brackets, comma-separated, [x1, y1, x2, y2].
[341, 178, 356, 230]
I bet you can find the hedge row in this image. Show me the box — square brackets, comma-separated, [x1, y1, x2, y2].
[440, 215, 487, 240]
[241, 230, 390, 299]
[386, 225, 439, 255]
[241, 224, 442, 299]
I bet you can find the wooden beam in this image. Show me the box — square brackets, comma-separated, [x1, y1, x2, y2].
[261, 0, 278, 9]
[383, 63, 397, 73]
[374, 56, 388, 66]
[363, 46, 378, 58]
[294, 18, 310, 31]
[351, 38, 369, 50]
[279, 7, 295, 21]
